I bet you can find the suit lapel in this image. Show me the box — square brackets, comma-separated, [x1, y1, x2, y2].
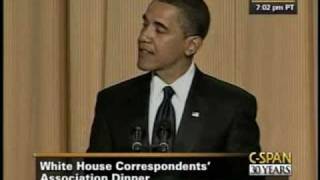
[174, 69, 208, 152]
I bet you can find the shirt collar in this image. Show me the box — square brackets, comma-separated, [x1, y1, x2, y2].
[150, 63, 196, 101]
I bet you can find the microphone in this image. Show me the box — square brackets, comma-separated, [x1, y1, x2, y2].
[157, 121, 171, 152]
[131, 126, 144, 152]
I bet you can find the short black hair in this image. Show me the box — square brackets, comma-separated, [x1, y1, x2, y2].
[157, 0, 211, 39]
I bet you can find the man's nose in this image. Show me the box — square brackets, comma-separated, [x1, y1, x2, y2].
[138, 26, 153, 43]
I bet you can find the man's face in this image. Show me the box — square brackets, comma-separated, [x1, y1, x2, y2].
[137, 1, 188, 74]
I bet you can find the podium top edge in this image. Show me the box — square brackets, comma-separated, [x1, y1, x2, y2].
[33, 153, 248, 158]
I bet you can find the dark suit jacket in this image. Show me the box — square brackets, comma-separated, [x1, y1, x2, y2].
[87, 68, 261, 152]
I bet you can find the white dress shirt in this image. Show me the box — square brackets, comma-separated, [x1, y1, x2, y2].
[148, 63, 196, 143]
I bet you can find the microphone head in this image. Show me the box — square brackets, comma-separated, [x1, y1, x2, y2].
[131, 126, 144, 140]
[134, 126, 142, 131]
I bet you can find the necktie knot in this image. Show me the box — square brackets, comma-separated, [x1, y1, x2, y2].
[163, 86, 175, 100]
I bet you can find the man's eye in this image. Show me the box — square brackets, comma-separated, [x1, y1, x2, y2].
[156, 27, 166, 33]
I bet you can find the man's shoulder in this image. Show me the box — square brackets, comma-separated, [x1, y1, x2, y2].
[198, 70, 256, 102]
[97, 72, 151, 97]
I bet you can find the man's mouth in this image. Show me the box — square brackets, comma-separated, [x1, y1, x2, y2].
[138, 47, 154, 55]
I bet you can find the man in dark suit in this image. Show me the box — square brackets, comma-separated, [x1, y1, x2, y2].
[87, 0, 261, 153]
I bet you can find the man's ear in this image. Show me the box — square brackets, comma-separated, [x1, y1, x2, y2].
[184, 36, 203, 56]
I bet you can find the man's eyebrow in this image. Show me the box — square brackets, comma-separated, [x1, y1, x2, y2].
[142, 14, 169, 31]
[154, 21, 169, 31]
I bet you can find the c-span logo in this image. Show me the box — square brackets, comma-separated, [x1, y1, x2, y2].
[249, 152, 292, 176]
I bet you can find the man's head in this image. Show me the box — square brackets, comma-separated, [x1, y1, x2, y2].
[157, 0, 211, 39]
[137, 0, 211, 83]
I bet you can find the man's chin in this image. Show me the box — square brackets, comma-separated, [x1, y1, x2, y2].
[137, 61, 156, 72]
[137, 64, 152, 72]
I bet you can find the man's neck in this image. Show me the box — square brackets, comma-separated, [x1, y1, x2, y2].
[155, 60, 193, 84]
